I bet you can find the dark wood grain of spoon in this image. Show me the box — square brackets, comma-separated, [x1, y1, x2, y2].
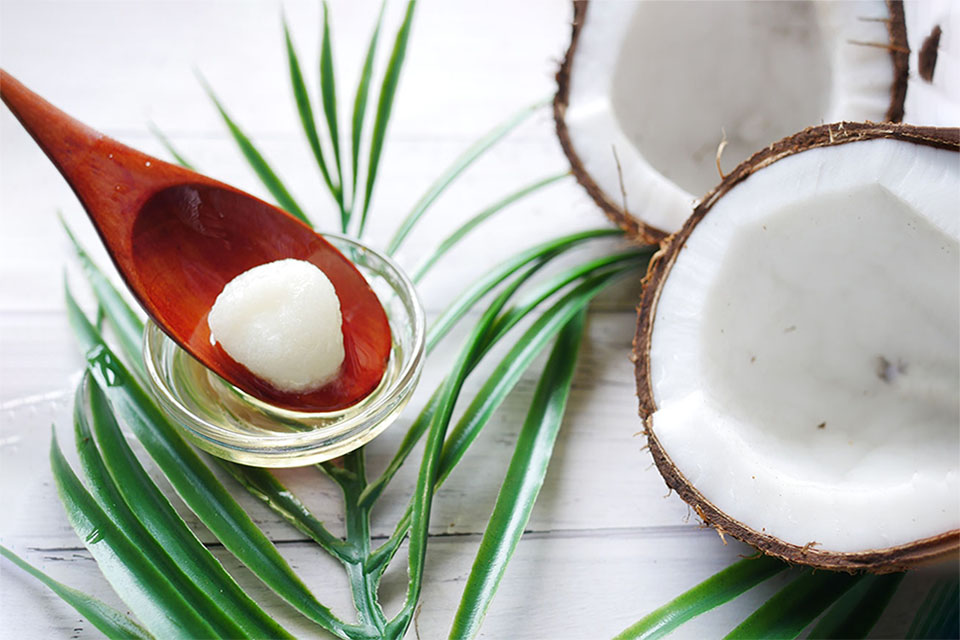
[0, 69, 391, 412]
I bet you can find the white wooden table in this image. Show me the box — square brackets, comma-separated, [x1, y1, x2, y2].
[0, 1, 948, 637]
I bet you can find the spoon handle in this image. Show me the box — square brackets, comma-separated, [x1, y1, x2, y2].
[1, 69, 104, 181]
[1, 69, 207, 259]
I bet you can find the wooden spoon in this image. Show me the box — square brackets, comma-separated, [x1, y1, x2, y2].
[1, 70, 391, 412]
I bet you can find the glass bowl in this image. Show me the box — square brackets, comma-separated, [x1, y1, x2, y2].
[143, 233, 425, 467]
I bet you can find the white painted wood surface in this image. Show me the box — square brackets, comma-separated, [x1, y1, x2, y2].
[0, 1, 950, 638]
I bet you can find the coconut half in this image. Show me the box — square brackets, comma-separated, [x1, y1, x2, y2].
[555, 1, 908, 243]
[634, 123, 959, 572]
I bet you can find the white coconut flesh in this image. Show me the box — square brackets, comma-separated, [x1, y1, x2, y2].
[648, 137, 959, 553]
[563, 0, 898, 234]
[208, 259, 345, 393]
[903, 0, 959, 125]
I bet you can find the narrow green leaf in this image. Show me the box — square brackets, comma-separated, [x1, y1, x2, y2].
[77, 376, 293, 639]
[907, 577, 960, 639]
[360, 256, 552, 508]
[427, 228, 621, 354]
[336, 450, 388, 634]
[436, 269, 629, 486]
[385, 247, 532, 636]
[906, 580, 941, 639]
[485, 249, 650, 349]
[50, 429, 220, 638]
[147, 122, 196, 170]
[359, 0, 416, 236]
[0, 545, 154, 640]
[449, 309, 587, 639]
[412, 172, 569, 282]
[365, 247, 635, 534]
[380, 251, 648, 504]
[199, 74, 312, 224]
[369, 263, 631, 577]
[808, 572, 904, 639]
[319, 1, 345, 227]
[64, 287, 355, 639]
[94, 303, 106, 331]
[215, 459, 351, 562]
[724, 571, 862, 640]
[65, 235, 346, 582]
[360, 386, 439, 510]
[283, 17, 339, 208]
[932, 582, 960, 639]
[384, 346, 485, 634]
[386, 96, 548, 255]
[350, 0, 385, 204]
[613, 556, 788, 640]
[368, 508, 411, 580]
[62, 220, 146, 382]
[926, 582, 960, 639]
[74, 379, 245, 639]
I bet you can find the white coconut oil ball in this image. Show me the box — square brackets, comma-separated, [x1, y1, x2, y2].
[207, 259, 345, 393]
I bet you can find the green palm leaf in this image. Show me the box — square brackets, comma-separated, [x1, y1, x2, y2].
[449, 309, 587, 639]
[359, 0, 416, 236]
[64, 287, 355, 638]
[386, 96, 547, 255]
[426, 228, 621, 353]
[368, 264, 636, 576]
[319, 1, 344, 212]
[724, 571, 862, 639]
[62, 221, 146, 383]
[412, 172, 569, 282]
[484, 249, 648, 349]
[362, 235, 641, 509]
[73, 379, 245, 639]
[50, 429, 220, 638]
[76, 376, 293, 639]
[384, 240, 534, 636]
[808, 572, 904, 639]
[200, 75, 312, 225]
[613, 556, 789, 640]
[350, 0, 386, 206]
[361, 255, 554, 508]
[0, 545, 154, 640]
[147, 122, 196, 170]
[329, 449, 387, 633]
[436, 270, 629, 486]
[215, 460, 350, 561]
[907, 577, 960, 639]
[65, 232, 351, 570]
[283, 16, 339, 213]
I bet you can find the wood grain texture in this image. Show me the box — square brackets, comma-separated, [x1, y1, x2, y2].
[0, 1, 946, 637]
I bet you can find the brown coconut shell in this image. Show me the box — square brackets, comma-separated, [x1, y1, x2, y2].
[554, 0, 910, 244]
[885, 0, 910, 122]
[633, 122, 960, 573]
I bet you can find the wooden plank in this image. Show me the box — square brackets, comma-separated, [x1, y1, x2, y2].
[1, 310, 688, 547]
[1, 0, 952, 638]
[1, 532, 944, 639]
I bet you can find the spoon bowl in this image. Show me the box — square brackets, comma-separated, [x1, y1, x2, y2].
[143, 231, 425, 467]
[1, 69, 391, 412]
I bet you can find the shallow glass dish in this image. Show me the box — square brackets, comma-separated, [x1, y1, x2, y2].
[143, 233, 425, 467]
